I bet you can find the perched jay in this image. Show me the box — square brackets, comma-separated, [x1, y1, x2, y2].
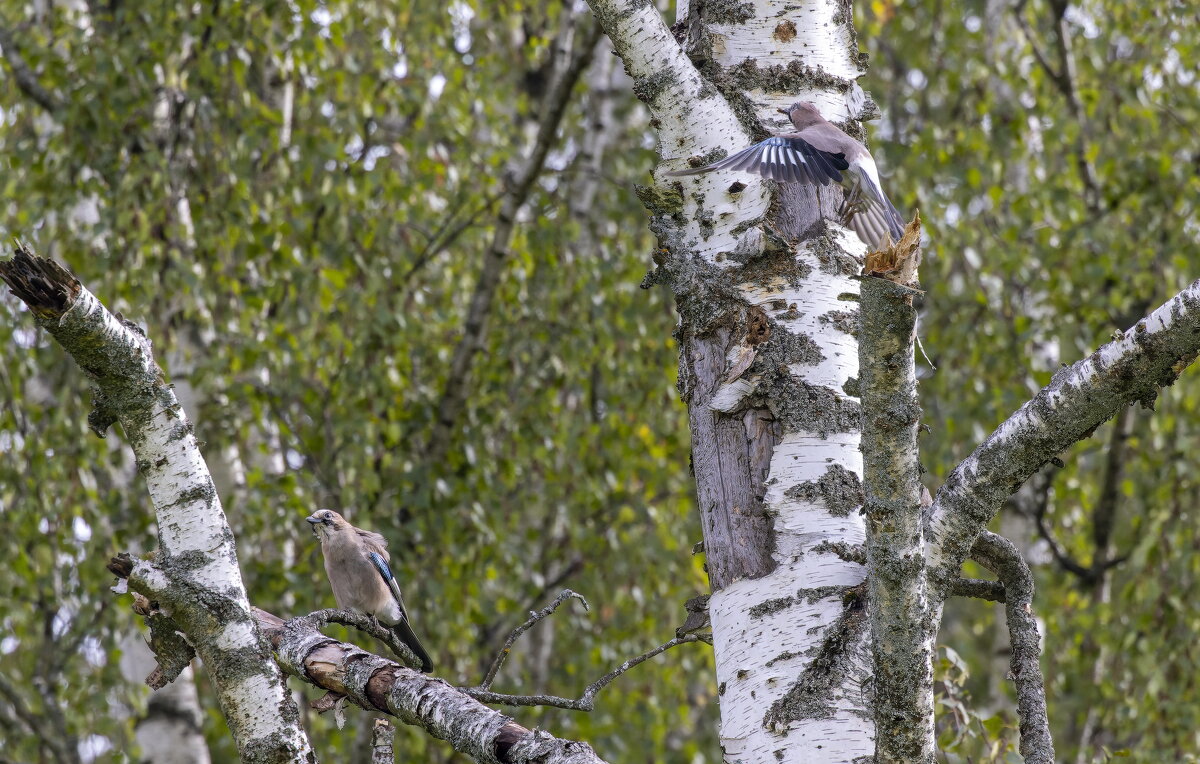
[306, 509, 434, 672]
[667, 101, 905, 251]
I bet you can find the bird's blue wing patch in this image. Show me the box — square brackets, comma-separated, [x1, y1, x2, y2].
[368, 551, 395, 584]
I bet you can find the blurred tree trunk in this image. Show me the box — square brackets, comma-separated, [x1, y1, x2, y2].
[119, 636, 211, 764]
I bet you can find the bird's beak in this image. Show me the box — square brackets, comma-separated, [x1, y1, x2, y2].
[305, 516, 322, 525]
[776, 107, 789, 115]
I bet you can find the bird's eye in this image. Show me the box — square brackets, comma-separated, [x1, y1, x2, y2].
[324, 511, 333, 519]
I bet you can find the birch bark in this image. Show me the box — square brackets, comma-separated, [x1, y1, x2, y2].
[859, 262, 933, 762]
[926, 279, 1200, 593]
[0, 249, 314, 763]
[586, 0, 878, 759]
[255, 608, 609, 764]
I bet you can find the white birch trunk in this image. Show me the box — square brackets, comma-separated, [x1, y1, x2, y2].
[1, 251, 314, 762]
[587, 0, 877, 759]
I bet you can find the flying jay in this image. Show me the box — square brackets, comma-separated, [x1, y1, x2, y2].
[667, 101, 905, 251]
[306, 509, 434, 672]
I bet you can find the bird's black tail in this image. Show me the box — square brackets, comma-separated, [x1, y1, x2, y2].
[393, 619, 434, 673]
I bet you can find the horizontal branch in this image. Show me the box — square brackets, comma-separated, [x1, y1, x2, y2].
[948, 578, 1005, 603]
[927, 279, 1200, 592]
[304, 608, 427, 673]
[107, 559, 608, 764]
[254, 609, 609, 764]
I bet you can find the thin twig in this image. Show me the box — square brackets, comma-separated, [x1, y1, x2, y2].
[915, 331, 937, 370]
[478, 555, 585, 670]
[478, 589, 588, 691]
[462, 633, 709, 710]
[1011, 0, 1101, 211]
[1032, 492, 1092, 579]
[1011, 0, 1063, 87]
[526, 557, 585, 613]
[399, 192, 503, 286]
[1049, 0, 1101, 211]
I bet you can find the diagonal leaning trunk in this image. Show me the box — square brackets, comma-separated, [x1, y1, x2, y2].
[587, 0, 879, 759]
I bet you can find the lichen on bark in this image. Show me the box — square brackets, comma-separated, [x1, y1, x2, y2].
[785, 464, 865, 516]
[727, 58, 855, 94]
[763, 592, 868, 727]
[755, 377, 861, 436]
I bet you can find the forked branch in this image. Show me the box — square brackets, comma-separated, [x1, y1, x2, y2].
[479, 589, 589, 691]
[928, 278, 1200, 593]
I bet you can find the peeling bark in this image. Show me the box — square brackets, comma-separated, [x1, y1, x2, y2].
[370, 719, 395, 764]
[255, 610, 608, 764]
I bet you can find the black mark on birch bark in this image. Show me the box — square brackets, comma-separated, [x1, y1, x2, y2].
[820, 309, 860, 336]
[727, 59, 855, 94]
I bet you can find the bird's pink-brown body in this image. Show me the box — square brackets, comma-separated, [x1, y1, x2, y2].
[306, 509, 433, 672]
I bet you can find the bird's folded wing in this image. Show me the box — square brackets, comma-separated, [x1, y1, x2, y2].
[667, 136, 848, 185]
[366, 550, 433, 672]
[357, 528, 390, 557]
[367, 550, 412, 622]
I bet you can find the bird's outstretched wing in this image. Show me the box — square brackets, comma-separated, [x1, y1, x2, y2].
[839, 163, 905, 249]
[666, 136, 849, 185]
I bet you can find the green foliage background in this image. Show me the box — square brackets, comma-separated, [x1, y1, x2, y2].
[0, 0, 1196, 761]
